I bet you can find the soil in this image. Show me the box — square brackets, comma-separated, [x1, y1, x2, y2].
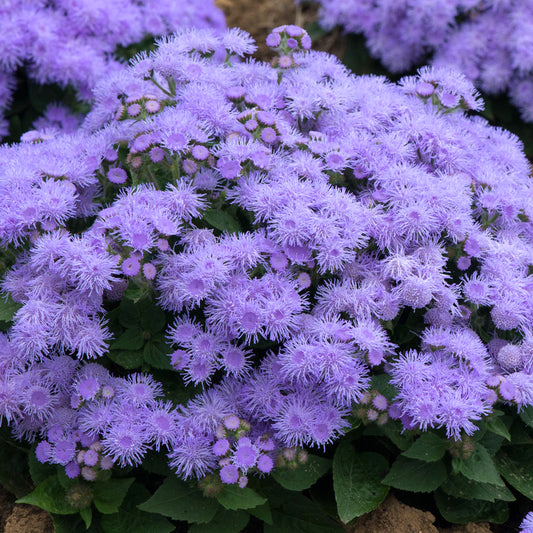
[0, 487, 53, 533]
[215, 0, 346, 61]
[350, 495, 493, 533]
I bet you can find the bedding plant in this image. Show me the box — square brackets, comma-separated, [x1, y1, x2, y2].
[1, 24, 533, 531]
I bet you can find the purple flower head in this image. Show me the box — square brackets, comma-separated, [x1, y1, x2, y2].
[220, 464, 239, 484]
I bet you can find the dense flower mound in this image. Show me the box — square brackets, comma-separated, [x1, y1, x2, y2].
[1, 25, 533, 488]
[310, 0, 533, 121]
[0, 0, 225, 137]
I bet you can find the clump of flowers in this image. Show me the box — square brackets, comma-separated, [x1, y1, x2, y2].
[308, 0, 533, 121]
[0, 0, 225, 137]
[1, 25, 533, 490]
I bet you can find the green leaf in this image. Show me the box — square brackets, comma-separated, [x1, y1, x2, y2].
[441, 474, 515, 502]
[101, 482, 174, 533]
[118, 299, 142, 329]
[143, 340, 172, 370]
[28, 448, 56, 486]
[363, 420, 413, 451]
[138, 477, 219, 523]
[520, 406, 533, 429]
[189, 509, 250, 533]
[0, 294, 21, 322]
[216, 486, 266, 511]
[109, 329, 145, 351]
[332, 442, 389, 523]
[203, 209, 241, 234]
[452, 443, 504, 486]
[485, 417, 511, 442]
[382, 456, 447, 493]
[434, 491, 508, 524]
[139, 305, 166, 333]
[107, 349, 144, 369]
[401, 432, 447, 462]
[264, 493, 343, 533]
[510, 420, 533, 445]
[495, 445, 533, 499]
[370, 374, 398, 401]
[273, 455, 331, 491]
[17, 476, 78, 515]
[51, 514, 87, 533]
[80, 507, 92, 529]
[249, 502, 273, 525]
[93, 478, 135, 514]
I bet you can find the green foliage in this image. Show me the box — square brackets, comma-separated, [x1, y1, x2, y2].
[216, 486, 266, 511]
[188, 509, 250, 533]
[382, 456, 447, 493]
[203, 208, 241, 234]
[264, 492, 343, 533]
[272, 455, 331, 491]
[138, 477, 220, 523]
[100, 483, 174, 533]
[434, 491, 509, 524]
[17, 476, 79, 515]
[0, 294, 21, 323]
[332, 442, 389, 523]
[401, 432, 447, 462]
[441, 475, 515, 502]
[495, 445, 533, 499]
[451, 443, 505, 486]
[92, 478, 135, 514]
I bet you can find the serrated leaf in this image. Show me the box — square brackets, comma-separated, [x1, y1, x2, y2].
[107, 349, 144, 369]
[216, 486, 266, 511]
[485, 417, 511, 442]
[101, 482, 174, 533]
[143, 341, 172, 370]
[452, 443, 504, 486]
[140, 305, 166, 333]
[17, 476, 78, 515]
[273, 455, 331, 491]
[382, 456, 446, 493]
[434, 491, 508, 524]
[110, 328, 145, 351]
[402, 432, 447, 462]
[0, 295, 21, 322]
[93, 478, 135, 514]
[264, 493, 343, 533]
[249, 502, 273, 525]
[189, 509, 249, 533]
[118, 299, 142, 329]
[495, 445, 533, 499]
[138, 477, 219, 523]
[203, 209, 240, 234]
[332, 442, 389, 523]
[80, 507, 92, 529]
[441, 474, 515, 502]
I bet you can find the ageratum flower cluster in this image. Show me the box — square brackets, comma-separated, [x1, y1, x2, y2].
[1, 25, 533, 488]
[310, 0, 533, 121]
[0, 0, 225, 137]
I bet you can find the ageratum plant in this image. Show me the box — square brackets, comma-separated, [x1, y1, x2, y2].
[0, 0, 225, 138]
[1, 25, 533, 531]
[308, 0, 533, 123]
